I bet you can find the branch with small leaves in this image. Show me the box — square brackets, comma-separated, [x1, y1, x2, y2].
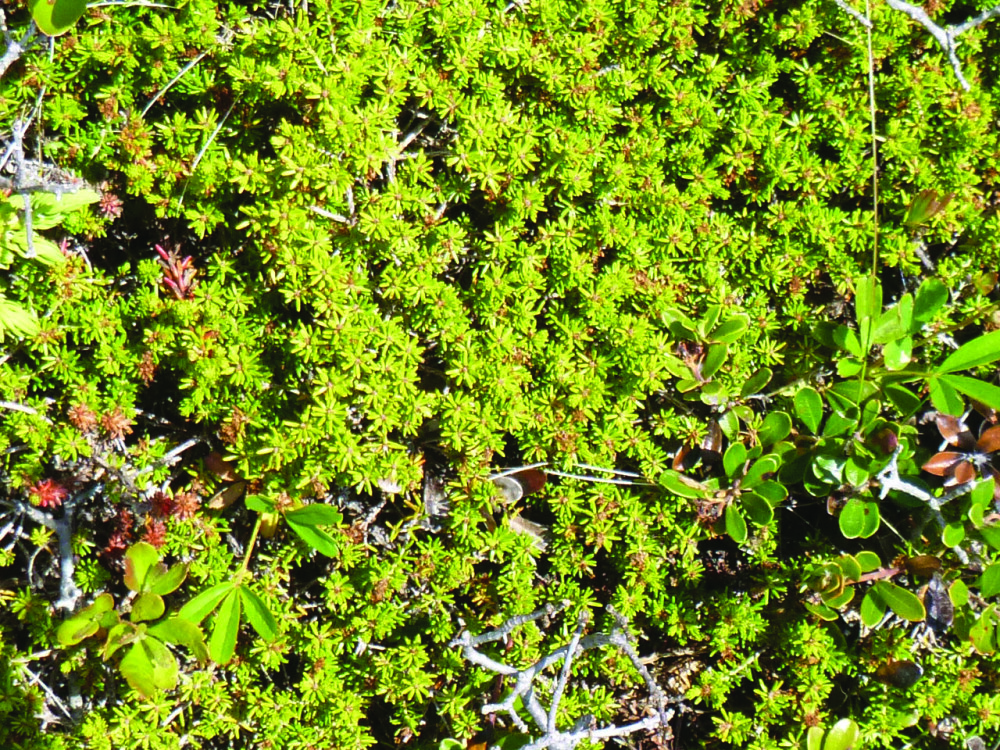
[834, 0, 1000, 91]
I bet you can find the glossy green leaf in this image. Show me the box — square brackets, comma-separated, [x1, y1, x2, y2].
[698, 380, 727, 405]
[883, 337, 912, 370]
[131, 592, 165, 623]
[239, 585, 277, 641]
[724, 504, 747, 543]
[709, 314, 749, 344]
[178, 582, 235, 624]
[939, 374, 1000, 412]
[972, 478, 996, 508]
[807, 726, 825, 750]
[209, 590, 242, 665]
[149, 562, 188, 596]
[824, 718, 860, 750]
[856, 550, 881, 572]
[794, 387, 824, 434]
[29, 0, 88, 36]
[913, 278, 948, 325]
[803, 601, 839, 621]
[874, 580, 926, 622]
[698, 305, 723, 337]
[928, 376, 964, 416]
[245, 494, 276, 513]
[284, 503, 343, 527]
[751, 479, 787, 504]
[843, 457, 870, 488]
[57, 617, 99, 647]
[970, 607, 996, 654]
[723, 442, 747, 478]
[741, 493, 773, 526]
[937, 330, 1000, 373]
[822, 410, 858, 438]
[118, 641, 157, 698]
[882, 382, 922, 416]
[287, 518, 341, 556]
[981, 524, 1000, 551]
[832, 325, 862, 358]
[860, 588, 887, 627]
[824, 586, 854, 610]
[660, 308, 697, 339]
[758, 411, 791, 446]
[124, 542, 160, 592]
[837, 555, 862, 582]
[979, 564, 1000, 598]
[742, 455, 778, 489]
[871, 306, 906, 345]
[859, 499, 880, 537]
[57, 593, 114, 647]
[740, 367, 772, 398]
[836, 357, 863, 378]
[942, 521, 965, 547]
[148, 617, 209, 663]
[103, 622, 137, 661]
[839, 497, 866, 538]
[658, 470, 707, 498]
[119, 636, 178, 697]
[950, 579, 969, 608]
[718, 409, 740, 440]
[856, 275, 881, 325]
[839, 498, 879, 539]
[701, 343, 728, 379]
[813, 454, 844, 485]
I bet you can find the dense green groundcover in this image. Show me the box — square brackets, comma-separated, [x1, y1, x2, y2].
[3, 0, 1000, 747]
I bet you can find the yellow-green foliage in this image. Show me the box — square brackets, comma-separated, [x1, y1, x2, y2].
[3, 0, 1000, 748]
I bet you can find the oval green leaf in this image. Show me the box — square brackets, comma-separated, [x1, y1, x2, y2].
[939, 373, 1000, 413]
[209, 590, 242, 665]
[979, 564, 1000, 598]
[741, 493, 774, 526]
[860, 588, 887, 627]
[131, 592, 165, 624]
[937, 329, 1000, 374]
[29, 0, 88, 36]
[740, 367, 772, 398]
[147, 617, 209, 663]
[239, 585, 277, 641]
[285, 504, 344, 526]
[942, 521, 965, 547]
[874, 580, 926, 622]
[124, 542, 160, 593]
[178, 581, 235, 625]
[839, 497, 866, 539]
[794, 387, 824, 434]
[724, 503, 747, 544]
[825, 718, 861, 750]
[287, 518, 341, 557]
[856, 550, 881, 572]
[723, 442, 747, 479]
[758, 410, 792, 446]
[149, 562, 188, 596]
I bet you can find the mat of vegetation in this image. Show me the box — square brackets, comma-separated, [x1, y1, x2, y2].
[2, 0, 1000, 748]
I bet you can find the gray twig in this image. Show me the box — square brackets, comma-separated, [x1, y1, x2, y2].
[876, 447, 971, 564]
[883, 0, 1000, 91]
[452, 602, 672, 750]
[833, 0, 872, 28]
[0, 11, 38, 80]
